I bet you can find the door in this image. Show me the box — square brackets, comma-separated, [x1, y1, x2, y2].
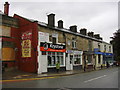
[66, 54, 73, 70]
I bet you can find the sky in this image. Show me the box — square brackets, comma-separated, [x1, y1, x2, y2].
[0, 0, 119, 43]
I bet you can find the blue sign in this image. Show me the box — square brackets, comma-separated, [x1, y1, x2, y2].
[102, 53, 113, 56]
[94, 48, 99, 52]
[94, 52, 103, 54]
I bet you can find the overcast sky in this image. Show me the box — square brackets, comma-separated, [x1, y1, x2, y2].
[0, 0, 119, 43]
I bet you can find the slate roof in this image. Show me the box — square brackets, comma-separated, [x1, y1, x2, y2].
[15, 14, 111, 44]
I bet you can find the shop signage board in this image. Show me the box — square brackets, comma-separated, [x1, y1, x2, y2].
[40, 42, 66, 52]
[67, 50, 83, 54]
[21, 31, 32, 57]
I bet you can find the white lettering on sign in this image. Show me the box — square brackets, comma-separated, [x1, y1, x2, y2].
[50, 44, 64, 49]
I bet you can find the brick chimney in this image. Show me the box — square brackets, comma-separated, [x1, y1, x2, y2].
[80, 28, 87, 35]
[88, 32, 94, 37]
[4, 2, 10, 15]
[69, 25, 77, 32]
[58, 20, 63, 28]
[47, 13, 55, 27]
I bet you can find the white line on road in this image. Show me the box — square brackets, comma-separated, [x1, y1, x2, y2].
[84, 75, 107, 83]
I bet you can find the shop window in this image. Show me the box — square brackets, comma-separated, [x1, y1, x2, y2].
[47, 52, 64, 66]
[88, 55, 92, 63]
[74, 55, 81, 65]
[70, 54, 81, 65]
[48, 56, 52, 66]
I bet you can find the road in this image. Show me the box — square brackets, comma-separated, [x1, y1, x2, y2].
[2, 67, 119, 89]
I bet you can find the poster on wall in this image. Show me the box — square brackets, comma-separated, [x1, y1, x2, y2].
[21, 31, 32, 57]
[38, 32, 49, 42]
[22, 40, 31, 57]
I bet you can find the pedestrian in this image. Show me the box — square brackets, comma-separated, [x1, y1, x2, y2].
[84, 65, 86, 72]
[106, 62, 109, 68]
[84, 59, 87, 72]
[101, 65, 103, 69]
[93, 65, 96, 70]
[56, 61, 60, 73]
[2, 64, 5, 73]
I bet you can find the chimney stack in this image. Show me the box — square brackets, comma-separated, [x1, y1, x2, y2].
[58, 20, 63, 28]
[47, 13, 55, 27]
[69, 25, 77, 32]
[94, 34, 100, 39]
[80, 28, 87, 35]
[4, 2, 10, 16]
[88, 32, 94, 37]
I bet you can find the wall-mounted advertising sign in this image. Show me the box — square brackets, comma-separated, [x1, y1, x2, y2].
[40, 42, 66, 52]
[21, 31, 32, 57]
[38, 32, 49, 42]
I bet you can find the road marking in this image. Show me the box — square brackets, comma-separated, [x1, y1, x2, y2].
[0, 76, 57, 83]
[84, 75, 107, 83]
[1, 73, 73, 83]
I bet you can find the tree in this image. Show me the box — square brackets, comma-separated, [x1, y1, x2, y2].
[110, 29, 120, 62]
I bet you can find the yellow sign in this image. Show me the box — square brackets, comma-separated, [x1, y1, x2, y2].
[22, 40, 31, 57]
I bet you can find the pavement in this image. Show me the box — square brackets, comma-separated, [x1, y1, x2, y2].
[1, 66, 113, 83]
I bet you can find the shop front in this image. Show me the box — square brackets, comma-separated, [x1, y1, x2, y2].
[1, 38, 17, 71]
[83, 51, 94, 69]
[94, 48, 103, 68]
[37, 32, 66, 74]
[102, 53, 113, 66]
[66, 50, 83, 70]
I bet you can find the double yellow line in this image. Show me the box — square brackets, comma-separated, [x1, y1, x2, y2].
[0, 76, 58, 83]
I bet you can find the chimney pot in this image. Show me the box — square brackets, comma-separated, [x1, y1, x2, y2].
[80, 28, 87, 35]
[94, 34, 100, 39]
[4, 2, 10, 15]
[47, 13, 55, 27]
[88, 32, 94, 37]
[69, 25, 77, 32]
[58, 20, 63, 28]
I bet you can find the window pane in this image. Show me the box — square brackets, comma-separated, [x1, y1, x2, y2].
[60, 56, 64, 65]
[48, 56, 51, 66]
[52, 37, 56, 44]
[52, 56, 56, 66]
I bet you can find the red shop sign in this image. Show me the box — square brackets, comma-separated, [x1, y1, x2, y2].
[40, 42, 66, 52]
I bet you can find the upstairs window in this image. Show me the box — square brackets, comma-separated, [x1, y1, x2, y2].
[72, 40, 76, 49]
[104, 45, 106, 52]
[109, 46, 111, 52]
[50, 33, 58, 44]
[98, 44, 100, 51]
[52, 37, 57, 44]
